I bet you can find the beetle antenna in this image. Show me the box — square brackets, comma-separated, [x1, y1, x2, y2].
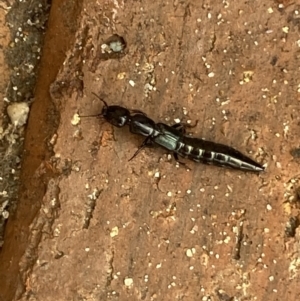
[78, 92, 108, 118]
[78, 113, 102, 118]
[91, 92, 108, 108]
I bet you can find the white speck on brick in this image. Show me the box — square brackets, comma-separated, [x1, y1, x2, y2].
[110, 226, 119, 237]
[129, 80, 135, 87]
[186, 249, 194, 257]
[124, 277, 133, 287]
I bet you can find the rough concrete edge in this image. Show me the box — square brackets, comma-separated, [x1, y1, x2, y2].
[1, 1, 84, 299]
[0, 1, 51, 248]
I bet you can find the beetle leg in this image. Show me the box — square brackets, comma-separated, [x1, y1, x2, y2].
[172, 120, 198, 134]
[173, 153, 191, 170]
[128, 136, 152, 161]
